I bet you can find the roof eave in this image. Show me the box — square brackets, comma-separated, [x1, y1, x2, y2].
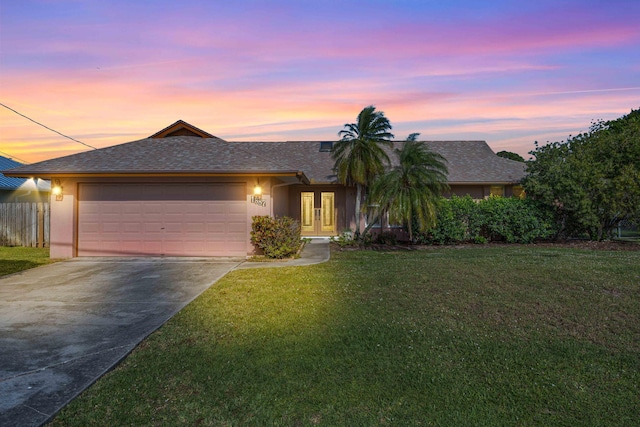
[3, 170, 311, 182]
[448, 180, 523, 185]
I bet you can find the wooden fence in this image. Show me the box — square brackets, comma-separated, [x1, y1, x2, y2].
[0, 202, 50, 247]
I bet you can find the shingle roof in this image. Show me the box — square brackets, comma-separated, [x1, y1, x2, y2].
[149, 119, 216, 139]
[243, 140, 525, 184]
[3, 137, 306, 177]
[3, 136, 525, 185]
[423, 141, 526, 183]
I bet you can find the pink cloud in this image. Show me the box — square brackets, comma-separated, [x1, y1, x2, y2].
[2, 2, 638, 164]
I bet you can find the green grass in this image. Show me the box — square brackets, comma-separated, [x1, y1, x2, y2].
[51, 247, 640, 426]
[0, 246, 53, 276]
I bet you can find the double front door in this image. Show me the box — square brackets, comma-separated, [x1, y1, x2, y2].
[301, 191, 335, 236]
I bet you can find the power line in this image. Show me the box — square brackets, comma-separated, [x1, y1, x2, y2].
[0, 102, 97, 150]
[0, 149, 29, 164]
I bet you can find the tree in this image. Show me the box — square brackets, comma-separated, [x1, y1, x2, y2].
[367, 133, 449, 241]
[332, 105, 394, 237]
[523, 108, 640, 240]
[496, 150, 525, 162]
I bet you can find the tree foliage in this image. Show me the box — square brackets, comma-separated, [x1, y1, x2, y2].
[496, 151, 525, 162]
[367, 133, 449, 241]
[523, 108, 640, 240]
[332, 106, 394, 237]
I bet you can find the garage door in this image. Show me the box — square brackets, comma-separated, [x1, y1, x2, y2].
[78, 183, 247, 256]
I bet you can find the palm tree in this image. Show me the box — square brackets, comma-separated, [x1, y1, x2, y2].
[367, 133, 449, 241]
[332, 106, 394, 237]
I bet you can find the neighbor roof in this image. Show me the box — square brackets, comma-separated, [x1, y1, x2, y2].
[0, 156, 51, 191]
[0, 156, 23, 190]
[3, 122, 525, 185]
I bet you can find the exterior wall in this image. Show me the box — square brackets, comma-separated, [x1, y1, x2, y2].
[271, 179, 292, 219]
[446, 185, 486, 199]
[47, 176, 525, 257]
[49, 178, 76, 258]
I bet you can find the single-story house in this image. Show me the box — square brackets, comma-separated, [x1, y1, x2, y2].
[3, 120, 525, 258]
[0, 155, 50, 203]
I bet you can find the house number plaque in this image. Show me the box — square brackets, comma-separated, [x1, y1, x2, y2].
[251, 195, 267, 207]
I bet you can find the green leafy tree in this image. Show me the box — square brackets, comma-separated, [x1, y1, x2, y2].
[332, 106, 394, 237]
[523, 108, 640, 240]
[367, 133, 449, 241]
[496, 151, 525, 162]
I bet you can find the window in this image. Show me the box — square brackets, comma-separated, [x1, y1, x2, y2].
[512, 185, 525, 199]
[365, 209, 403, 229]
[490, 185, 504, 197]
[365, 205, 382, 229]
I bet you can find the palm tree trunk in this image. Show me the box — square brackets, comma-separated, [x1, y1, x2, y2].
[355, 183, 362, 238]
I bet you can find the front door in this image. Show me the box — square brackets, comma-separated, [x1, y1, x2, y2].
[301, 191, 335, 236]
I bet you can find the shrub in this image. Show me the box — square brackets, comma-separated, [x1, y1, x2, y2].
[417, 195, 557, 244]
[478, 196, 556, 243]
[375, 231, 398, 245]
[331, 230, 358, 248]
[250, 216, 301, 259]
[418, 195, 478, 244]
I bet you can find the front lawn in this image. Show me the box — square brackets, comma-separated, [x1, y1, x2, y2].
[51, 247, 640, 426]
[0, 246, 52, 276]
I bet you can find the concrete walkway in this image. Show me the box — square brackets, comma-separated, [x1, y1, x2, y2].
[0, 239, 330, 427]
[236, 237, 331, 269]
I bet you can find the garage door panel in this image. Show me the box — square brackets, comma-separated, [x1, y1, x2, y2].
[78, 183, 247, 256]
[228, 223, 247, 233]
[228, 203, 246, 214]
[142, 202, 163, 213]
[162, 223, 184, 233]
[184, 212, 207, 222]
[103, 222, 125, 233]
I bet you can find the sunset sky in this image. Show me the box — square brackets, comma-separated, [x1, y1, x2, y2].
[1, 0, 639, 164]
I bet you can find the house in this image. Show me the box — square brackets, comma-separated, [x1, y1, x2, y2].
[0, 155, 50, 203]
[3, 120, 525, 258]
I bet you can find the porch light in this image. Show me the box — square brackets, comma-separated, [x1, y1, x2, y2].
[254, 179, 262, 197]
[52, 179, 63, 201]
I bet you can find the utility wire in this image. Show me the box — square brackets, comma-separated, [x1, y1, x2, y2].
[1, 102, 97, 150]
[0, 149, 29, 164]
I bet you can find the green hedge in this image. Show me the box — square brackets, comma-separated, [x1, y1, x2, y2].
[250, 216, 302, 258]
[418, 195, 556, 244]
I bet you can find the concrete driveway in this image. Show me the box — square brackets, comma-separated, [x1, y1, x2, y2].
[0, 257, 243, 427]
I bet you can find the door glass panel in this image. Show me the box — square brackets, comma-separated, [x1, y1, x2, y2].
[301, 192, 314, 232]
[321, 192, 335, 232]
